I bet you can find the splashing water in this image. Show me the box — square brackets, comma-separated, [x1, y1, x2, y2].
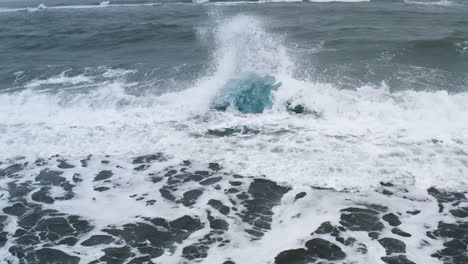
[211, 74, 281, 113]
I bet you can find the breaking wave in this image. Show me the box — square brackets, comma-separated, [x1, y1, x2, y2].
[1, 14, 468, 190]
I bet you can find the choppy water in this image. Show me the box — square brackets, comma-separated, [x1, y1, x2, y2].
[0, 0, 467, 263]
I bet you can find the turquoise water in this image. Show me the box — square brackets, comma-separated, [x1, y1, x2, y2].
[211, 74, 281, 113]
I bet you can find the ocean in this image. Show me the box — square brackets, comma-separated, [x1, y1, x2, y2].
[0, 0, 467, 263]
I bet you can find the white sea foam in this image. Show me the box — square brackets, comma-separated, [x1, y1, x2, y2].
[404, 0, 453, 6]
[304, 0, 370, 2]
[25, 72, 94, 89]
[0, 152, 457, 264]
[1, 14, 467, 191]
[0, 2, 162, 13]
[205, 0, 370, 5]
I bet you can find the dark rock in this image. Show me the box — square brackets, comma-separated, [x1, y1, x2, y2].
[94, 186, 110, 192]
[208, 199, 230, 215]
[245, 229, 264, 237]
[104, 222, 170, 248]
[151, 176, 163, 183]
[240, 179, 290, 238]
[392, 228, 412, 237]
[430, 223, 468, 264]
[450, 207, 468, 218]
[229, 181, 243, 186]
[137, 246, 164, 258]
[100, 246, 134, 263]
[383, 189, 394, 195]
[170, 215, 203, 232]
[247, 179, 291, 200]
[134, 164, 150, 171]
[287, 103, 306, 114]
[368, 232, 380, 239]
[81, 235, 114, 246]
[35, 158, 47, 166]
[35, 248, 80, 264]
[13, 229, 27, 237]
[58, 160, 75, 169]
[208, 163, 221, 171]
[223, 261, 236, 264]
[194, 170, 210, 176]
[72, 174, 82, 183]
[440, 239, 467, 257]
[35, 169, 66, 186]
[436, 222, 468, 240]
[340, 207, 384, 231]
[209, 218, 229, 231]
[8, 245, 26, 258]
[406, 210, 420, 215]
[31, 187, 54, 204]
[58, 237, 78, 246]
[275, 248, 315, 264]
[286, 101, 322, 117]
[305, 238, 346, 260]
[146, 200, 156, 206]
[226, 188, 239, 193]
[357, 243, 368, 254]
[3, 203, 28, 216]
[17, 208, 46, 229]
[128, 256, 155, 264]
[160, 188, 176, 201]
[7, 182, 33, 199]
[133, 153, 165, 164]
[236, 192, 249, 200]
[181, 189, 203, 206]
[252, 219, 270, 230]
[0, 232, 7, 247]
[187, 174, 203, 182]
[383, 213, 401, 226]
[80, 159, 88, 167]
[94, 170, 113, 181]
[294, 192, 307, 201]
[378, 237, 406, 254]
[182, 244, 209, 260]
[381, 255, 416, 264]
[427, 187, 466, 204]
[314, 221, 340, 237]
[336, 236, 356, 246]
[15, 234, 40, 245]
[68, 215, 93, 234]
[200, 177, 222, 186]
[0, 163, 26, 177]
[36, 217, 74, 236]
[165, 170, 178, 176]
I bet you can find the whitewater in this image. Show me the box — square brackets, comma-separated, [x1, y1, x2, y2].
[1, 14, 467, 189]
